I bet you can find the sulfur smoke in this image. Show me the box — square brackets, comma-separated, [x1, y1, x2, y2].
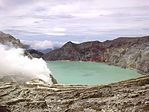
[0, 44, 53, 85]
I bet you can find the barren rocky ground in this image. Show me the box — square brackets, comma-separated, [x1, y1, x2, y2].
[0, 75, 149, 112]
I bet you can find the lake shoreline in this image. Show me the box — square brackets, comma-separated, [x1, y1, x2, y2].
[47, 61, 142, 85]
[47, 60, 142, 72]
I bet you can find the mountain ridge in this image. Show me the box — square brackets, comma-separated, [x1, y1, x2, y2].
[43, 36, 149, 74]
[0, 31, 24, 48]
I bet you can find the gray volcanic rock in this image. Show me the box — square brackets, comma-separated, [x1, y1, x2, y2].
[43, 36, 149, 74]
[0, 73, 58, 85]
[0, 75, 149, 112]
[104, 37, 149, 74]
[0, 31, 33, 59]
[27, 49, 44, 58]
[50, 74, 58, 84]
[0, 31, 24, 48]
[0, 75, 58, 85]
[0, 31, 44, 58]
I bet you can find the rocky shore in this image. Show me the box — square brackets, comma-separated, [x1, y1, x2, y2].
[0, 75, 149, 112]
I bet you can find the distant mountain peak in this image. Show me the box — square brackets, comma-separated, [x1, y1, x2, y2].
[65, 41, 74, 45]
[62, 41, 76, 48]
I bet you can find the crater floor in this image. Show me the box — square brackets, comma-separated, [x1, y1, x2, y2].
[0, 75, 149, 112]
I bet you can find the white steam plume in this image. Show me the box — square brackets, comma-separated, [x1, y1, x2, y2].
[0, 44, 53, 85]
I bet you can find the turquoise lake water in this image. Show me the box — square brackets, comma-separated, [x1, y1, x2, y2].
[47, 61, 141, 85]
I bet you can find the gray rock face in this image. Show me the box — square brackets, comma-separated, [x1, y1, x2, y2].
[0, 31, 24, 48]
[105, 37, 149, 74]
[0, 31, 44, 58]
[26, 49, 44, 58]
[0, 75, 149, 112]
[50, 74, 58, 84]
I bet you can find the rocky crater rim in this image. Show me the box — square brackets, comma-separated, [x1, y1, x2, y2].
[43, 36, 149, 75]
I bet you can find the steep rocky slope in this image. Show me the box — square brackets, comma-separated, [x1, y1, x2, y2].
[0, 75, 149, 112]
[43, 36, 149, 74]
[0, 31, 44, 58]
[0, 31, 24, 48]
[103, 36, 149, 74]
[27, 49, 44, 58]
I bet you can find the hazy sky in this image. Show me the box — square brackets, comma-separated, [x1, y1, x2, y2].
[0, 0, 149, 49]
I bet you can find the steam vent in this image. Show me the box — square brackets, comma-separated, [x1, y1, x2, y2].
[0, 31, 57, 85]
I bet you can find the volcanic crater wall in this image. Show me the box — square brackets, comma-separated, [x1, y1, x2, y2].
[43, 36, 149, 74]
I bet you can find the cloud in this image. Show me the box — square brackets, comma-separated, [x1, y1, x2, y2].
[0, 0, 149, 41]
[22, 40, 63, 50]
